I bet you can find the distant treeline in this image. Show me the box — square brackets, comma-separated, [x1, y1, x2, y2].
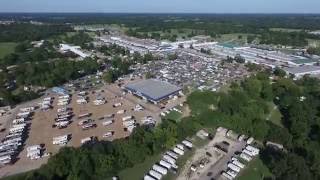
[0, 23, 72, 42]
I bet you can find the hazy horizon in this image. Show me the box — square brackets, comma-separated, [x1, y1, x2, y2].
[0, 0, 319, 14]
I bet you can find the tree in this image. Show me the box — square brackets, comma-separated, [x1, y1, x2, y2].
[274, 67, 286, 77]
[103, 71, 115, 83]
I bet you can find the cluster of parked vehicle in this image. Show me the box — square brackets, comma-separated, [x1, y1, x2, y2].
[222, 143, 260, 180]
[53, 101, 73, 129]
[39, 97, 54, 111]
[0, 107, 34, 166]
[52, 134, 71, 146]
[144, 140, 193, 180]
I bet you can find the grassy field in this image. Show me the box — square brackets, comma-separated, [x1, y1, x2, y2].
[118, 154, 162, 180]
[237, 157, 273, 180]
[0, 42, 17, 58]
[216, 33, 253, 44]
[165, 111, 182, 122]
[269, 28, 302, 32]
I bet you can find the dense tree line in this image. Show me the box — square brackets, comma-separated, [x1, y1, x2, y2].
[0, 59, 99, 106]
[187, 72, 320, 179]
[65, 32, 93, 49]
[14, 58, 99, 87]
[0, 41, 63, 66]
[260, 31, 309, 47]
[0, 23, 72, 42]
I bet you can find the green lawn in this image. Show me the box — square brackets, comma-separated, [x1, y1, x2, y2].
[237, 157, 273, 180]
[118, 154, 162, 180]
[269, 28, 302, 32]
[0, 42, 17, 58]
[216, 33, 253, 44]
[165, 111, 182, 122]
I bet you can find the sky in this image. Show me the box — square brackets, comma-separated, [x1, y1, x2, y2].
[0, 0, 319, 14]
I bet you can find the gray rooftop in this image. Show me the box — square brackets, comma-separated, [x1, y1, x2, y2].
[125, 79, 181, 101]
[283, 65, 320, 74]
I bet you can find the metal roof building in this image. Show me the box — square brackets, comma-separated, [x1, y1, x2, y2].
[283, 65, 320, 79]
[125, 79, 182, 104]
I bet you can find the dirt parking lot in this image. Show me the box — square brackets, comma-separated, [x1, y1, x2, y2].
[0, 85, 158, 177]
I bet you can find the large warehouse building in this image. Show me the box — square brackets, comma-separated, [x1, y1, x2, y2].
[124, 79, 182, 104]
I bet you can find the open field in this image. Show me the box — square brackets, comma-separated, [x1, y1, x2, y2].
[269, 28, 302, 32]
[216, 33, 253, 44]
[165, 110, 182, 122]
[0, 42, 17, 59]
[237, 157, 273, 180]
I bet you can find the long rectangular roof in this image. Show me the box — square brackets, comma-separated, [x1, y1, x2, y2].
[284, 65, 320, 74]
[125, 79, 181, 101]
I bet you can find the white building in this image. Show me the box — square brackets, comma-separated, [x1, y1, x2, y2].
[283, 65, 320, 79]
[59, 44, 91, 59]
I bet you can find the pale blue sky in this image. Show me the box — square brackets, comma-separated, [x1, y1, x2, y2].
[0, 0, 319, 13]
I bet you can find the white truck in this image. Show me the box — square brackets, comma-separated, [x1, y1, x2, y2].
[149, 170, 162, 180]
[122, 116, 133, 121]
[166, 151, 178, 159]
[240, 153, 252, 162]
[163, 155, 176, 165]
[13, 118, 25, 125]
[27, 145, 41, 152]
[113, 103, 122, 108]
[77, 99, 87, 105]
[52, 135, 69, 145]
[123, 120, 135, 127]
[43, 97, 53, 101]
[20, 107, 35, 112]
[226, 170, 238, 178]
[93, 99, 106, 105]
[227, 163, 241, 173]
[81, 137, 93, 144]
[102, 120, 114, 126]
[78, 113, 91, 119]
[232, 160, 245, 169]
[0, 155, 12, 165]
[103, 131, 114, 138]
[176, 144, 184, 151]
[9, 126, 24, 134]
[159, 160, 172, 169]
[172, 147, 184, 156]
[222, 172, 234, 180]
[57, 107, 67, 113]
[16, 112, 30, 118]
[182, 140, 193, 148]
[58, 95, 70, 99]
[152, 164, 168, 175]
[117, 110, 126, 114]
[243, 149, 255, 157]
[245, 145, 260, 155]
[144, 175, 156, 180]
